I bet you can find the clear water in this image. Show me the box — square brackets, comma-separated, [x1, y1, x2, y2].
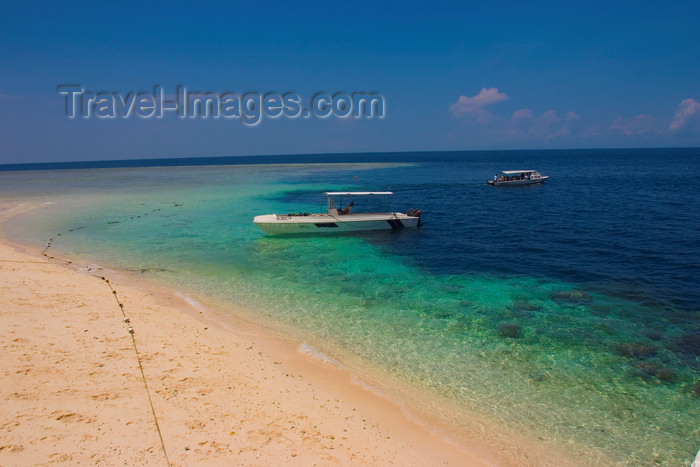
[1, 149, 699, 466]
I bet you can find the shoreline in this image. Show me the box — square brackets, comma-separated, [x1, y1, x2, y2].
[0, 200, 583, 466]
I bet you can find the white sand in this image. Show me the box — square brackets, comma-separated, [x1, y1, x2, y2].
[0, 201, 581, 466]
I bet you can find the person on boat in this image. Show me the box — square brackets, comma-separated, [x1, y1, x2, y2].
[339, 201, 354, 215]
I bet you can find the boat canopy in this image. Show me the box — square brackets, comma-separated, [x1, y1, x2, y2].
[500, 170, 537, 175]
[323, 191, 394, 196]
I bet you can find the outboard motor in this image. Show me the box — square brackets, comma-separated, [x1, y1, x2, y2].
[406, 208, 423, 227]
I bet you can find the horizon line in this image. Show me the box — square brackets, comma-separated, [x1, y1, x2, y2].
[2, 146, 699, 172]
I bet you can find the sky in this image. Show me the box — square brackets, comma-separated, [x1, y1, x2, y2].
[1, 0, 699, 164]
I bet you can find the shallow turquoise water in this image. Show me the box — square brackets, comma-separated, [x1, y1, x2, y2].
[2, 157, 699, 466]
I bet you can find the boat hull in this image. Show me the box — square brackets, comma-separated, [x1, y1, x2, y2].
[254, 213, 420, 235]
[487, 176, 549, 186]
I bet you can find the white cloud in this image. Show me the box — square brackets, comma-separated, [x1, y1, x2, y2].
[536, 110, 561, 124]
[449, 88, 508, 117]
[448, 90, 582, 144]
[669, 98, 700, 132]
[448, 93, 700, 146]
[511, 108, 534, 120]
[610, 114, 658, 136]
[545, 126, 570, 140]
[506, 109, 572, 140]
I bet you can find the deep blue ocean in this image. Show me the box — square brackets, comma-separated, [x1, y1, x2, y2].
[1, 148, 699, 465]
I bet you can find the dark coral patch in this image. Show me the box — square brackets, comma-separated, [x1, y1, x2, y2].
[670, 333, 700, 356]
[498, 323, 522, 338]
[550, 290, 593, 304]
[633, 362, 676, 382]
[615, 342, 658, 358]
[691, 381, 700, 398]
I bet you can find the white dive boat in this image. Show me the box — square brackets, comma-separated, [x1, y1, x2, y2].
[487, 170, 549, 186]
[253, 191, 422, 235]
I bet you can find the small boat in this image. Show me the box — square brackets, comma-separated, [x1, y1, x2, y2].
[253, 191, 422, 235]
[487, 170, 549, 186]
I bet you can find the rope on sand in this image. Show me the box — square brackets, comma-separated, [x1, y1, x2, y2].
[41, 207, 174, 466]
[98, 275, 171, 467]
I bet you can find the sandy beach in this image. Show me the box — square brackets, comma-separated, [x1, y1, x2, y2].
[0, 200, 587, 467]
[0, 201, 502, 467]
